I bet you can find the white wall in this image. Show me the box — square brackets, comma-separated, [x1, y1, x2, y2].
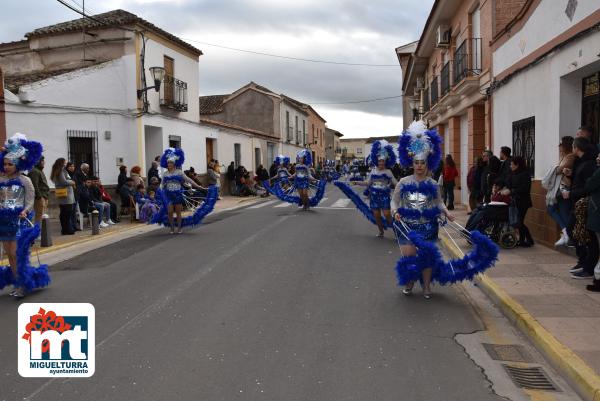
[142, 37, 200, 124]
[493, 0, 600, 74]
[280, 102, 308, 147]
[493, 30, 600, 178]
[200, 124, 254, 173]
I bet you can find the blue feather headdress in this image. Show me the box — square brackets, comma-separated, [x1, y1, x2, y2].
[0, 133, 43, 173]
[274, 155, 290, 167]
[398, 121, 442, 171]
[296, 149, 312, 166]
[369, 139, 397, 169]
[160, 147, 185, 169]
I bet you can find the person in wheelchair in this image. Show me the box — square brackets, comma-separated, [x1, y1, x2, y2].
[466, 179, 517, 248]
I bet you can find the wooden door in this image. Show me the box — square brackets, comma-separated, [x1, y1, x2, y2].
[206, 138, 214, 167]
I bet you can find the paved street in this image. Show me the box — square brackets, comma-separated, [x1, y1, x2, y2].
[0, 188, 540, 400]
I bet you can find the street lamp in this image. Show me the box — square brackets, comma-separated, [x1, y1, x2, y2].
[137, 66, 166, 99]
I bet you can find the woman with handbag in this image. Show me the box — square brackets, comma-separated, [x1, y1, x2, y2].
[508, 156, 534, 247]
[50, 158, 76, 235]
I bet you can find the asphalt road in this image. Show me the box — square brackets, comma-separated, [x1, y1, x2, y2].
[0, 187, 504, 401]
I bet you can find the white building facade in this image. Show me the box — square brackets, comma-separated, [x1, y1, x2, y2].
[491, 0, 600, 178]
[1, 10, 207, 185]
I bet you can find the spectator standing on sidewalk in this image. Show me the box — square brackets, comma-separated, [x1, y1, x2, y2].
[508, 156, 534, 247]
[207, 161, 222, 199]
[117, 165, 127, 193]
[442, 154, 458, 210]
[542, 136, 575, 247]
[467, 156, 484, 213]
[147, 161, 160, 186]
[130, 166, 144, 189]
[50, 158, 75, 235]
[65, 161, 80, 231]
[28, 156, 49, 224]
[584, 153, 600, 292]
[226, 161, 236, 195]
[498, 146, 512, 183]
[565, 137, 599, 279]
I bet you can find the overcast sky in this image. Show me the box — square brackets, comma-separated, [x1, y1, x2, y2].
[1, 0, 434, 138]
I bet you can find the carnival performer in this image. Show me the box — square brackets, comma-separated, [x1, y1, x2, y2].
[0, 133, 50, 298]
[151, 147, 218, 234]
[334, 140, 397, 237]
[393, 121, 498, 299]
[264, 149, 327, 210]
[268, 155, 292, 188]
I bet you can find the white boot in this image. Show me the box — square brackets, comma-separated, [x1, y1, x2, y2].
[554, 229, 569, 247]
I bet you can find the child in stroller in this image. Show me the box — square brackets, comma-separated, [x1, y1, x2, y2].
[466, 179, 518, 248]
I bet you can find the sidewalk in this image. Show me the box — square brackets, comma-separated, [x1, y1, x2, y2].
[8, 195, 261, 262]
[444, 206, 600, 401]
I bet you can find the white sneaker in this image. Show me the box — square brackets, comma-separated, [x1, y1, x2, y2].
[107, 220, 116, 225]
[99, 222, 109, 228]
[555, 233, 568, 247]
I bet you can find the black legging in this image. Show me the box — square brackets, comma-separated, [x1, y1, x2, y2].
[59, 204, 74, 234]
[517, 206, 533, 245]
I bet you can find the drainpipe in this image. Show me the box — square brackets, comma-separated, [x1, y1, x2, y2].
[0, 66, 6, 144]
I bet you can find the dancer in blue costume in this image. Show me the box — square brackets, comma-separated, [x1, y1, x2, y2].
[0, 134, 50, 298]
[335, 140, 397, 237]
[269, 155, 291, 187]
[393, 121, 498, 299]
[264, 150, 327, 210]
[152, 147, 218, 234]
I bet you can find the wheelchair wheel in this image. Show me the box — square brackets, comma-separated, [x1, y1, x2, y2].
[499, 231, 518, 249]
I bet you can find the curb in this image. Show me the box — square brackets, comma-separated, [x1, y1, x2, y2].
[3, 197, 264, 266]
[440, 235, 600, 401]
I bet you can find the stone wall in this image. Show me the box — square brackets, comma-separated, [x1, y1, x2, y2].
[493, 0, 528, 36]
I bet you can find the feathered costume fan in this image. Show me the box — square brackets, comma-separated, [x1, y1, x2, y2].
[150, 147, 218, 227]
[393, 121, 498, 286]
[263, 150, 327, 207]
[0, 133, 51, 293]
[334, 139, 397, 228]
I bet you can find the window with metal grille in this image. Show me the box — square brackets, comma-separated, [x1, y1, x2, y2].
[67, 130, 99, 176]
[512, 117, 535, 176]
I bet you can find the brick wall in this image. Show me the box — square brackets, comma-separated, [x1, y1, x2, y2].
[526, 179, 561, 247]
[494, 0, 528, 36]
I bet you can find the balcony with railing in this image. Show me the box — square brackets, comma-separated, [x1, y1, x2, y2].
[440, 62, 451, 96]
[452, 38, 482, 95]
[430, 76, 439, 106]
[160, 75, 188, 112]
[422, 88, 430, 113]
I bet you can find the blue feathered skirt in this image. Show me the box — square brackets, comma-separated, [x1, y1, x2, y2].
[295, 176, 309, 189]
[165, 190, 184, 205]
[0, 214, 20, 241]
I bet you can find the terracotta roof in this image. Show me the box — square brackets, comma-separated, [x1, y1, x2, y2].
[326, 128, 343, 138]
[25, 9, 202, 56]
[3, 62, 107, 92]
[365, 135, 400, 143]
[199, 95, 227, 115]
[281, 94, 309, 114]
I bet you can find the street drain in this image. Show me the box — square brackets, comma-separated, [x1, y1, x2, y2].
[482, 343, 533, 363]
[502, 365, 560, 391]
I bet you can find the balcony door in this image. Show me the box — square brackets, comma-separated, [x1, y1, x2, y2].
[164, 56, 174, 104]
[471, 8, 482, 71]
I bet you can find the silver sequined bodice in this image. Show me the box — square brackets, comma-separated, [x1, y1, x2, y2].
[296, 166, 308, 178]
[0, 183, 26, 210]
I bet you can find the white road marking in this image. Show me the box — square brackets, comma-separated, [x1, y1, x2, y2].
[248, 200, 278, 209]
[274, 202, 292, 208]
[331, 199, 351, 208]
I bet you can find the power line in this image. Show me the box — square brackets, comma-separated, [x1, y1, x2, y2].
[55, 0, 105, 25]
[310, 95, 402, 105]
[183, 39, 399, 67]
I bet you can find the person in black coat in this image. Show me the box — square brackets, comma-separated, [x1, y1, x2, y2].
[498, 146, 512, 183]
[508, 156, 534, 247]
[565, 137, 599, 278]
[147, 161, 160, 185]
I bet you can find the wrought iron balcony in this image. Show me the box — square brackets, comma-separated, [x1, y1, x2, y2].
[430, 76, 439, 106]
[422, 88, 430, 113]
[160, 74, 188, 112]
[453, 38, 482, 84]
[441, 62, 451, 96]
